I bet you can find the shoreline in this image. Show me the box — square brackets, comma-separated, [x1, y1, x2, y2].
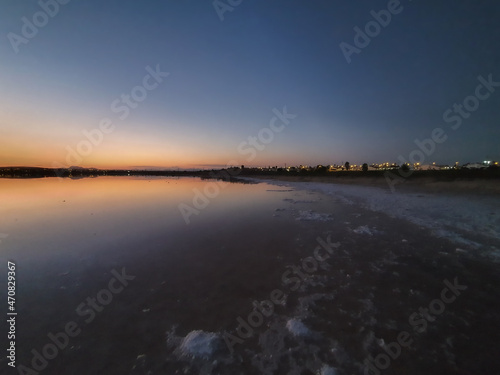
[244, 175, 500, 257]
[247, 174, 500, 196]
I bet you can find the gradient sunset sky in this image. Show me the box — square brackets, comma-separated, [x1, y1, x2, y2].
[1, 0, 499, 169]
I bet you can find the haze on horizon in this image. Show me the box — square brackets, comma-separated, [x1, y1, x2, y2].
[1, 0, 499, 170]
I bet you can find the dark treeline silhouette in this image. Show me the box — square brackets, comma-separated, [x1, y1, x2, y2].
[1, 165, 499, 181]
[0, 167, 206, 179]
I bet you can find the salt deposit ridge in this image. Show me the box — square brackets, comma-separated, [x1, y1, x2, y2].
[255, 178, 500, 257]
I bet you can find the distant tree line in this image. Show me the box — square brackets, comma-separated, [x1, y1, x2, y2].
[0, 165, 498, 180]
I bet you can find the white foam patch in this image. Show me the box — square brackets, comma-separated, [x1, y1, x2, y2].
[286, 319, 311, 337]
[337, 196, 354, 205]
[352, 225, 382, 236]
[353, 225, 374, 235]
[179, 330, 219, 358]
[296, 210, 333, 221]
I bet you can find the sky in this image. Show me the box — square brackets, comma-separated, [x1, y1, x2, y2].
[1, 0, 499, 169]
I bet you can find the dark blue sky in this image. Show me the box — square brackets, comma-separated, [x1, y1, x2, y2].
[1, 0, 499, 168]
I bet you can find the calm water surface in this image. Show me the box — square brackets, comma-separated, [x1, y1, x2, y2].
[2, 177, 289, 261]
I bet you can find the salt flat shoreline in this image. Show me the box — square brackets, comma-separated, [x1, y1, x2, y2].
[246, 174, 500, 196]
[244, 175, 500, 259]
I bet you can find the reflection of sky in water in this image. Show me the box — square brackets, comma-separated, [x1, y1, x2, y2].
[0, 177, 293, 262]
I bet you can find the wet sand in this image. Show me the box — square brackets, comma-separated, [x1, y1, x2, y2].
[249, 174, 500, 196]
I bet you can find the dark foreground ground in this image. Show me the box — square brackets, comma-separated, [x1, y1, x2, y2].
[2, 182, 499, 375]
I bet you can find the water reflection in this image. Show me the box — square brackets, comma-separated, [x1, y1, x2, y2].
[0, 177, 291, 263]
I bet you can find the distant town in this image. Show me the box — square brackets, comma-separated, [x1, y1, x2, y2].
[0, 160, 498, 179]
